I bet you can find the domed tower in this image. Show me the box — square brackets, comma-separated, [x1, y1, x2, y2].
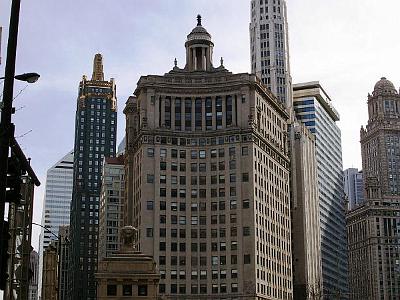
[362, 77, 400, 198]
[184, 15, 214, 72]
[367, 77, 400, 123]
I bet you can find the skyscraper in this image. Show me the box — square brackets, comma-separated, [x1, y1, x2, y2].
[98, 156, 124, 260]
[124, 16, 293, 299]
[250, 0, 292, 106]
[38, 150, 73, 298]
[347, 77, 400, 300]
[293, 82, 348, 297]
[39, 151, 73, 247]
[343, 168, 364, 211]
[69, 54, 117, 300]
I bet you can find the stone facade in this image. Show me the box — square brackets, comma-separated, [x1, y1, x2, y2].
[96, 226, 160, 300]
[290, 122, 322, 299]
[347, 77, 400, 299]
[124, 16, 293, 300]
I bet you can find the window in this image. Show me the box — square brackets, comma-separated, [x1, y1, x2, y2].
[244, 254, 251, 264]
[171, 149, 178, 158]
[138, 285, 148, 296]
[191, 150, 197, 159]
[180, 150, 186, 159]
[231, 241, 238, 250]
[147, 174, 154, 183]
[147, 201, 154, 210]
[243, 226, 250, 236]
[218, 148, 225, 157]
[242, 173, 249, 182]
[107, 285, 117, 296]
[231, 255, 238, 264]
[199, 163, 206, 172]
[171, 284, 177, 294]
[230, 200, 237, 209]
[211, 149, 217, 158]
[231, 269, 238, 278]
[160, 149, 167, 158]
[160, 174, 166, 184]
[147, 148, 154, 157]
[231, 283, 238, 293]
[242, 146, 249, 156]
[243, 199, 250, 209]
[160, 161, 166, 170]
[122, 285, 132, 296]
[199, 150, 206, 159]
[160, 188, 166, 197]
[159, 256, 166, 265]
[146, 228, 153, 237]
[230, 174, 236, 182]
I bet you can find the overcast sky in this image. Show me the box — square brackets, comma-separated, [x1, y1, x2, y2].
[1, 0, 400, 250]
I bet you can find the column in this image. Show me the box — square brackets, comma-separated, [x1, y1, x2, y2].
[212, 96, 216, 130]
[171, 97, 175, 131]
[191, 97, 196, 131]
[232, 95, 237, 126]
[181, 97, 185, 131]
[201, 47, 206, 70]
[222, 95, 226, 129]
[159, 96, 165, 128]
[202, 97, 206, 131]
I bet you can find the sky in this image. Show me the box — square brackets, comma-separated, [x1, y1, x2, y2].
[1, 0, 400, 251]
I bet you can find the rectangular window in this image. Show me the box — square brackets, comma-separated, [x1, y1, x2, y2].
[107, 285, 117, 296]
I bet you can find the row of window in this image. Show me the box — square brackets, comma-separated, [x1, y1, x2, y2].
[146, 199, 250, 211]
[159, 160, 238, 172]
[159, 283, 238, 295]
[147, 173, 249, 184]
[148, 146, 249, 158]
[159, 254, 251, 266]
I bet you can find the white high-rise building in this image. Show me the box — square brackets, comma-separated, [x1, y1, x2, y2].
[38, 150, 73, 298]
[250, 0, 292, 107]
[343, 168, 364, 211]
[293, 82, 348, 297]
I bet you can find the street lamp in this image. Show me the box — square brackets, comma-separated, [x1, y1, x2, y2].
[0, 72, 40, 84]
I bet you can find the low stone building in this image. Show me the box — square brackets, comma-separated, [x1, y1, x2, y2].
[96, 226, 160, 299]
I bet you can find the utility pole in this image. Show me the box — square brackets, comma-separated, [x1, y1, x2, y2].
[0, 0, 21, 285]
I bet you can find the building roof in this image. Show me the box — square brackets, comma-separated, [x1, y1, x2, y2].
[373, 77, 398, 96]
[104, 155, 124, 165]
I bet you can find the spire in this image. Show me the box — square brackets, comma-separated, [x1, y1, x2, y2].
[92, 53, 104, 81]
[197, 14, 202, 26]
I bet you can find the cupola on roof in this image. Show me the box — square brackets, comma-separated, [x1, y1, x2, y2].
[187, 15, 212, 43]
[373, 77, 398, 96]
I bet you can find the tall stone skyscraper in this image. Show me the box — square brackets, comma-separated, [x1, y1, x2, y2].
[125, 16, 293, 299]
[347, 78, 400, 300]
[68, 54, 117, 300]
[293, 82, 348, 297]
[250, 0, 292, 107]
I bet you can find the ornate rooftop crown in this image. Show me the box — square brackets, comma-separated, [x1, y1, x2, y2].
[373, 77, 398, 96]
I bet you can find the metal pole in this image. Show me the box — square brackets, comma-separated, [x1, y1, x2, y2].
[0, 0, 21, 278]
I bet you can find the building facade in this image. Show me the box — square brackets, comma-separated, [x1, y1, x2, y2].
[29, 250, 39, 300]
[250, 0, 292, 106]
[293, 82, 348, 297]
[41, 241, 58, 300]
[68, 54, 117, 300]
[343, 168, 364, 211]
[290, 122, 322, 299]
[347, 77, 400, 300]
[98, 156, 125, 260]
[125, 16, 293, 299]
[58, 225, 70, 300]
